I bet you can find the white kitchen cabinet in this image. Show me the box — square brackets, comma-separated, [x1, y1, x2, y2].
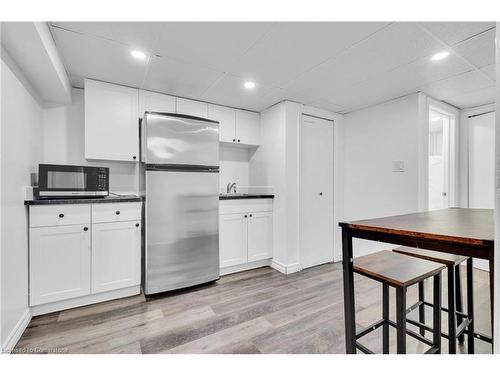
[139, 90, 176, 118]
[30, 224, 91, 306]
[219, 200, 273, 273]
[176, 97, 208, 118]
[28, 201, 142, 312]
[92, 221, 141, 294]
[247, 211, 273, 262]
[208, 104, 236, 143]
[219, 213, 248, 268]
[85, 79, 139, 162]
[235, 110, 260, 146]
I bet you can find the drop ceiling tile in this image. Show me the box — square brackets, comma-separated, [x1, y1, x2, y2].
[453, 28, 496, 68]
[198, 74, 282, 112]
[446, 86, 496, 108]
[337, 53, 470, 111]
[480, 64, 496, 81]
[143, 55, 224, 99]
[52, 27, 149, 89]
[153, 22, 275, 71]
[51, 22, 162, 52]
[227, 22, 390, 87]
[286, 22, 445, 98]
[419, 70, 492, 100]
[419, 22, 494, 45]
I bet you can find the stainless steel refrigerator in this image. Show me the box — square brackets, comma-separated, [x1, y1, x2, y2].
[141, 112, 220, 295]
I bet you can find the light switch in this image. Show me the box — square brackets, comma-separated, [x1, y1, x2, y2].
[392, 161, 404, 172]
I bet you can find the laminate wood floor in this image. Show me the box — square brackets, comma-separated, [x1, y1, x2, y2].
[14, 262, 492, 354]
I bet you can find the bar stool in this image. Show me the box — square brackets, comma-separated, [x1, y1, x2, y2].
[393, 247, 474, 354]
[353, 250, 445, 354]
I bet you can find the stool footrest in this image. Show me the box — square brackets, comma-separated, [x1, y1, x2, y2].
[355, 319, 385, 340]
[387, 319, 434, 348]
[355, 342, 375, 354]
[421, 301, 469, 319]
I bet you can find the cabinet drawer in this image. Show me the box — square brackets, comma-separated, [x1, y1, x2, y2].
[92, 202, 142, 223]
[219, 199, 273, 215]
[30, 204, 91, 228]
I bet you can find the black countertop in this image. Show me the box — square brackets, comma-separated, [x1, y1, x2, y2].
[219, 194, 274, 200]
[25, 195, 143, 206]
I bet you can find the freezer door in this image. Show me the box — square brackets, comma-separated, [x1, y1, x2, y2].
[144, 169, 219, 294]
[142, 113, 219, 166]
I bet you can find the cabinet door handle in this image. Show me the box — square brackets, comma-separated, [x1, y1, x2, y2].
[133, 156, 137, 160]
[59, 213, 64, 218]
[135, 223, 140, 227]
[232, 139, 236, 142]
[244, 215, 248, 218]
[238, 139, 241, 143]
[319, 192, 323, 196]
[83, 227, 88, 231]
[115, 211, 120, 215]
[249, 214, 253, 217]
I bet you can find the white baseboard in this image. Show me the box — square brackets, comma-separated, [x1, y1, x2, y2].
[1, 308, 32, 353]
[220, 259, 271, 276]
[271, 260, 302, 275]
[31, 285, 140, 317]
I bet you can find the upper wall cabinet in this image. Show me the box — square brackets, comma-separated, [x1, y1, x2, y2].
[235, 110, 260, 146]
[176, 98, 208, 118]
[85, 79, 139, 162]
[208, 105, 260, 146]
[208, 104, 236, 143]
[139, 90, 176, 118]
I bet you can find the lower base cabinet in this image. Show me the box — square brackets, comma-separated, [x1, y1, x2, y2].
[219, 201, 273, 272]
[29, 202, 142, 311]
[92, 221, 141, 294]
[30, 224, 91, 306]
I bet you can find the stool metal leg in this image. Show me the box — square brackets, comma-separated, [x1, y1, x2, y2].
[466, 258, 475, 354]
[418, 281, 425, 336]
[382, 283, 389, 354]
[396, 286, 407, 354]
[433, 273, 442, 353]
[455, 264, 465, 345]
[447, 265, 457, 354]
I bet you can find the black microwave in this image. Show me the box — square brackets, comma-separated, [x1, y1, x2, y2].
[36, 164, 109, 199]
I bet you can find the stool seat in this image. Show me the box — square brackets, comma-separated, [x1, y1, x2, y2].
[354, 250, 445, 287]
[393, 246, 468, 266]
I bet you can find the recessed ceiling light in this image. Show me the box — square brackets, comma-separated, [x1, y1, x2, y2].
[244, 81, 256, 89]
[131, 50, 147, 60]
[431, 51, 449, 61]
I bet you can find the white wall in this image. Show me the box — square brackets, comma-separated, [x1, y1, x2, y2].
[344, 94, 422, 256]
[42, 88, 139, 194]
[493, 23, 500, 353]
[1, 57, 43, 350]
[219, 146, 249, 192]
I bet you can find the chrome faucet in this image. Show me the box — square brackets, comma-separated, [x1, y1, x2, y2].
[226, 182, 237, 194]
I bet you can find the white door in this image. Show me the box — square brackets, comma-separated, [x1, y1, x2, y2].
[469, 112, 495, 209]
[219, 213, 248, 268]
[300, 115, 334, 269]
[92, 221, 141, 294]
[208, 104, 236, 143]
[30, 224, 91, 306]
[428, 109, 451, 210]
[235, 110, 260, 146]
[247, 211, 273, 262]
[84, 79, 139, 162]
[139, 90, 176, 118]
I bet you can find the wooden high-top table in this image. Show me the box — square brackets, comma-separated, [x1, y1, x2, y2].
[339, 208, 494, 354]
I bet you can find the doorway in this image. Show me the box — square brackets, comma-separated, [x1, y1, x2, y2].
[428, 109, 453, 210]
[299, 114, 334, 269]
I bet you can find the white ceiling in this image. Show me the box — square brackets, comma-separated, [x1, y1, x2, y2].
[49, 22, 496, 114]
